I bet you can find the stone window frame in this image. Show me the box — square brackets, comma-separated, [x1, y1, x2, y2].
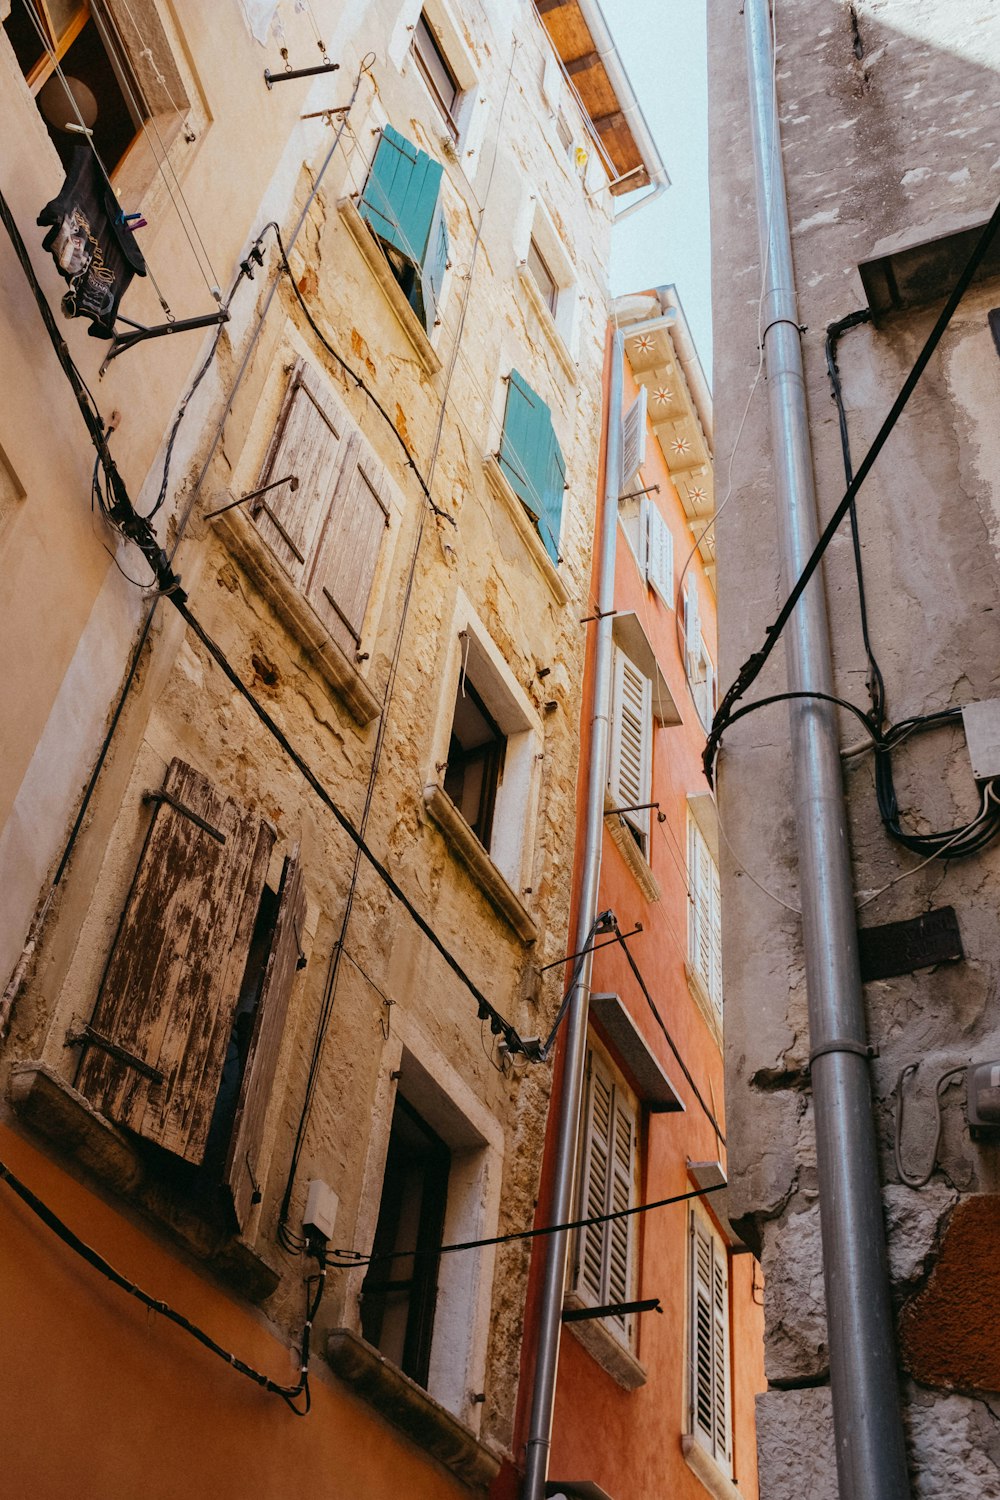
[514, 185, 580, 376]
[388, 0, 491, 182]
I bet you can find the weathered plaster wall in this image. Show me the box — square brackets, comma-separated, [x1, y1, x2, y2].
[710, 0, 1000, 1492]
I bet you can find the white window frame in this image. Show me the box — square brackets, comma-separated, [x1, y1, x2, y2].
[608, 644, 654, 855]
[571, 1046, 640, 1348]
[688, 1206, 733, 1475]
[687, 812, 722, 1020]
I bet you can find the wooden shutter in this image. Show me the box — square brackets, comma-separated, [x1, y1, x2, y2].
[305, 434, 390, 659]
[225, 846, 306, 1230]
[574, 1051, 636, 1338]
[620, 386, 647, 489]
[359, 124, 443, 271]
[254, 360, 348, 584]
[709, 858, 723, 1017]
[77, 760, 275, 1164]
[646, 502, 674, 606]
[688, 816, 720, 1002]
[419, 199, 449, 333]
[498, 369, 565, 565]
[690, 1212, 731, 1467]
[684, 577, 702, 667]
[609, 647, 653, 846]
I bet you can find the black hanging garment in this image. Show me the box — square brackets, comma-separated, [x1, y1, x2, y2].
[37, 145, 147, 339]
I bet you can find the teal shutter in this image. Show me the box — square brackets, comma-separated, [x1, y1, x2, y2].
[499, 370, 565, 565]
[419, 200, 449, 332]
[360, 124, 443, 273]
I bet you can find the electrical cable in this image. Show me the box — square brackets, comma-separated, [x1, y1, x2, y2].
[704, 194, 1000, 788]
[609, 917, 726, 1145]
[0, 1157, 323, 1416]
[893, 1062, 967, 1189]
[321, 1179, 726, 1270]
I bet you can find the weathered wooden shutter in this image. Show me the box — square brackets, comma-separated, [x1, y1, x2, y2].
[77, 759, 274, 1164]
[646, 501, 674, 606]
[498, 369, 565, 565]
[253, 360, 348, 584]
[609, 647, 653, 845]
[574, 1051, 636, 1339]
[690, 1212, 731, 1467]
[620, 386, 647, 489]
[359, 124, 443, 272]
[225, 846, 306, 1230]
[419, 199, 449, 333]
[305, 434, 390, 659]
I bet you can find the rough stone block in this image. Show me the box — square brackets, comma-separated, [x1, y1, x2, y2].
[755, 1387, 836, 1500]
[907, 1391, 1000, 1499]
[760, 1203, 828, 1384]
[883, 1181, 957, 1288]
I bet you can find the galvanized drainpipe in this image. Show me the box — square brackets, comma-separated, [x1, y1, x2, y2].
[742, 3, 910, 1496]
[522, 329, 623, 1500]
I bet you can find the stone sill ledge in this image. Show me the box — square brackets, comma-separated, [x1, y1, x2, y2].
[681, 1435, 744, 1500]
[327, 1327, 500, 1491]
[7, 1061, 280, 1303]
[563, 1291, 647, 1391]
[423, 785, 538, 943]
[213, 505, 381, 728]
[516, 264, 578, 382]
[482, 456, 570, 607]
[338, 198, 443, 376]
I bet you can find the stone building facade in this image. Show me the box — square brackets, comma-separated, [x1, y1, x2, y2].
[710, 3, 1000, 1497]
[0, 1, 661, 1494]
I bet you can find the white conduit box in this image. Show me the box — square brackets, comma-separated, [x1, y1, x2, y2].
[304, 1178, 339, 1241]
[962, 700, 1000, 781]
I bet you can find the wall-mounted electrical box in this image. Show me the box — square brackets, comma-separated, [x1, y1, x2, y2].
[962, 701, 1000, 782]
[968, 1061, 1000, 1140]
[304, 1178, 339, 1241]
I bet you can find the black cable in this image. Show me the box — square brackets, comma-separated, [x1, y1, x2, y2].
[0, 1158, 323, 1416]
[321, 1180, 726, 1270]
[704, 194, 1000, 787]
[539, 911, 612, 1059]
[610, 917, 727, 1146]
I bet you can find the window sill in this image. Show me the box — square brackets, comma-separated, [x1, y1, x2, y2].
[7, 1061, 281, 1304]
[563, 1292, 647, 1391]
[685, 963, 723, 1047]
[338, 198, 443, 376]
[213, 504, 381, 729]
[516, 264, 578, 382]
[482, 455, 570, 607]
[327, 1327, 501, 1490]
[423, 784, 538, 944]
[603, 791, 661, 903]
[681, 1436, 744, 1500]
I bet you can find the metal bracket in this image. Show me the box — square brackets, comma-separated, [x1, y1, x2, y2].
[265, 60, 340, 87]
[537, 922, 641, 974]
[142, 789, 226, 843]
[809, 1037, 879, 1069]
[618, 484, 661, 503]
[99, 310, 230, 374]
[203, 474, 298, 521]
[65, 1022, 164, 1083]
[605, 800, 666, 823]
[562, 1297, 662, 1323]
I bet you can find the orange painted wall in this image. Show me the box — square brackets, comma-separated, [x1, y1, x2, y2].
[506, 334, 765, 1499]
[0, 1124, 467, 1500]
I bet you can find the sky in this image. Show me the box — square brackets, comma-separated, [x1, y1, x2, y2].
[600, 0, 712, 382]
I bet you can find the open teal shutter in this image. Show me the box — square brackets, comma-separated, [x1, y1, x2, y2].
[360, 125, 443, 274]
[419, 200, 449, 332]
[499, 370, 565, 565]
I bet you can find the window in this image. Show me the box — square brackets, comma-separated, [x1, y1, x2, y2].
[684, 576, 715, 729]
[608, 646, 653, 855]
[689, 1208, 732, 1472]
[619, 493, 674, 608]
[73, 758, 306, 1231]
[527, 235, 558, 316]
[411, 10, 460, 138]
[251, 358, 391, 663]
[361, 1094, 450, 1390]
[498, 369, 566, 565]
[359, 124, 449, 336]
[4, 0, 143, 171]
[620, 387, 648, 490]
[444, 672, 506, 851]
[687, 813, 722, 1020]
[572, 1047, 639, 1344]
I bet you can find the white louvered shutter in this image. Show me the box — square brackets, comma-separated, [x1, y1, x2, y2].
[609, 649, 653, 848]
[608, 1091, 636, 1341]
[620, 386, 647, 491]
[709, 859, 722, 1016]
[574, 1052, 637, 1341]
[684, 577, 702, 668]
[688, 817, 712, 993]
[577, 1055, 612, 1304]
[647, 502, 674, 607]
[691, 1213, 731, 1469]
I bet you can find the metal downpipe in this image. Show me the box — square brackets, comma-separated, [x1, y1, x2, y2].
[521, 330, 624, 1500]
[742, 3, 909, 1495]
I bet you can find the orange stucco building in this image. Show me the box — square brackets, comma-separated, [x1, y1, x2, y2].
[502, 296, 765, 1500]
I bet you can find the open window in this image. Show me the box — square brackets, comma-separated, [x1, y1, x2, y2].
[444, 674, 506, 852]
[497, 368, 566, 566]
[411, 9, 461, 139]
[73, 758, 306, 1231]
[358, 124, 449, 336]
[517, 195, 579, 362]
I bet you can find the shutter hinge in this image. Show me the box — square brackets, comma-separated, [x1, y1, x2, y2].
[143, 789, 226, 843]
[65, 1022, 165, 1083]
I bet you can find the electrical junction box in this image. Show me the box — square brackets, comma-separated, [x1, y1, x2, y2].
[961, 700, 1000, 781]
[968, 1061, 1000, 1141]
[304, 1178, 339, 1241]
